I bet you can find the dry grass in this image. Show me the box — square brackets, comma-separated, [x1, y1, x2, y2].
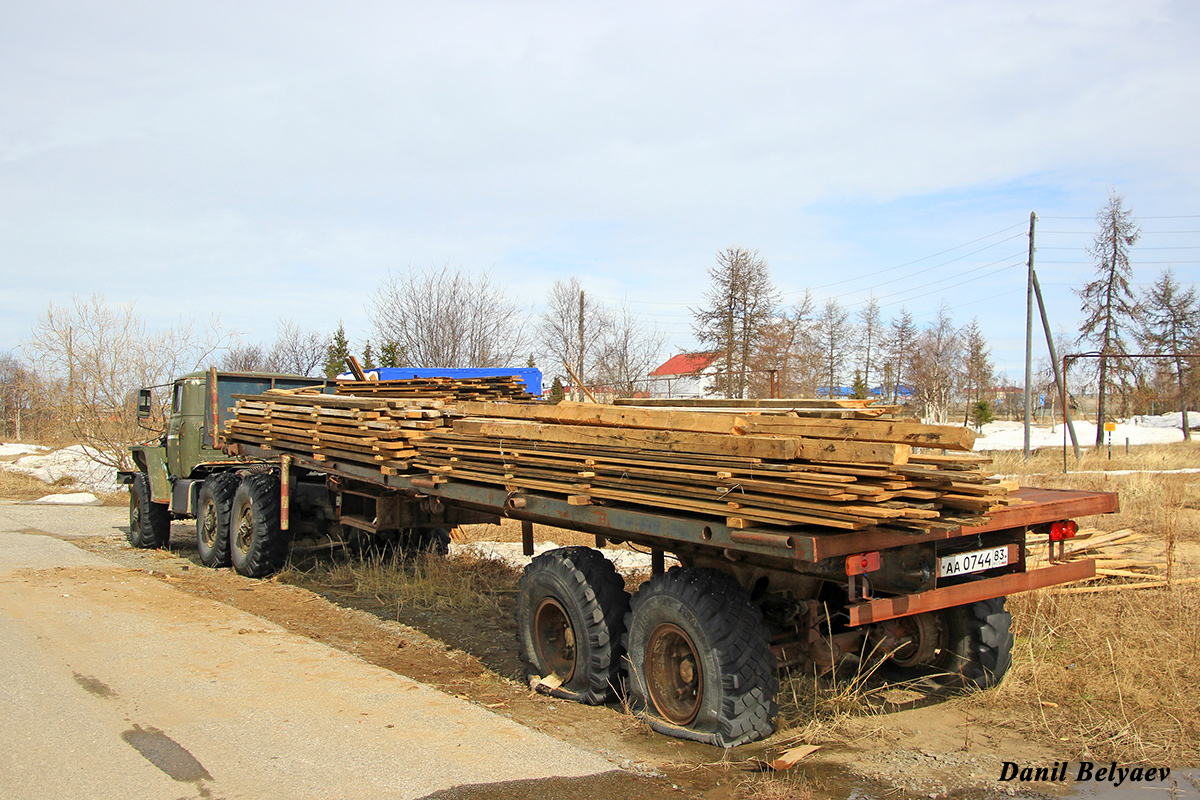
[970, 582, 1200, 765]
[969, 440, 1200, 765]
[0, 468, 78, 499]
[733, 772, 818, 800]
[278, 548, 521, 617]
[988, 437, 1200, 476]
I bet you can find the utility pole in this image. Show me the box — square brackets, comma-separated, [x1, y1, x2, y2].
[1023, 212, 1035, 460]
[1032, 270, 1081, 460]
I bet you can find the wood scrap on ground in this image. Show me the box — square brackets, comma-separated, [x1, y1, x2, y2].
[1027, 527, 1182, 592]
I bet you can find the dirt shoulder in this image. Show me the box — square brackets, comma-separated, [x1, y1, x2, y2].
[37, 514, 1085, 800]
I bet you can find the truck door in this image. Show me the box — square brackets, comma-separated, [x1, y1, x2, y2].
[166, 381, 185, 478]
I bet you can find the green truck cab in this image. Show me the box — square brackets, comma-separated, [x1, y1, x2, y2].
[118, 368, 476, 577]
[118, 369, 330, 554]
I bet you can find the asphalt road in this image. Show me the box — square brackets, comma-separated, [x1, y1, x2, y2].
[0, 503, 627, 800]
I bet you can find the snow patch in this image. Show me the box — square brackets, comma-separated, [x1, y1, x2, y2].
[25, 492, 104, 506]
[974, 414, 1189, 451]
[0, 444, 123, 494]
[451, 540, 665, 576]
[0, 443, 48, 457]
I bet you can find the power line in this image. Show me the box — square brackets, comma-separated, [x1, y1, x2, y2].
[876, 261, 1025, 309]
[1039, 260, 1200, 265]
[795, 226, 1026, 294]
[1040, 229, 1200, 234]
[1041, 214, 1200, 221]
[868, 254, 1025, 304]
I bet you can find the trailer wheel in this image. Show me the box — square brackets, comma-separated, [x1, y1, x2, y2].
[934, 597, 1013, 690]
[229, 473, 288, 578]
[196, 473, 240, 568]
[624, 567, 778, 748]
[516, 547, 629, 705]
[400, 526, 451, 556]
[127, 472, 170, 549]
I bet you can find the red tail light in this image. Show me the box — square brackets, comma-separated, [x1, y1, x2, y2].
[846, 551, 881, 575]
[1049, 520, 1078, 541]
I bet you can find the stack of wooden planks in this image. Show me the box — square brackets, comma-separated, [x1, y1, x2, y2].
[410, 400, 1008, 533]
[224, 389, 450, 474]
[224, 388, 1008, 533]
[334, 376, 535, 402]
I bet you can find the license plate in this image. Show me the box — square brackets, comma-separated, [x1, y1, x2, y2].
[939, 545, 1010, 578]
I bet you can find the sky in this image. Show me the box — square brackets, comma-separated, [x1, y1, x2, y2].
[3, 0, 1198, 383]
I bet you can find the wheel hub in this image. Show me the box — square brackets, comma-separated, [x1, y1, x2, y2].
[200, 503, 216, 547]
[888, 612, 942, 668]
[235, 506, 254, 554]
[532, 597, 576, 682]
[646, 623, 702, 725]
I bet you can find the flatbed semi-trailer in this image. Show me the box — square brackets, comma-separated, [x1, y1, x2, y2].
[121, 370, 1119, 747]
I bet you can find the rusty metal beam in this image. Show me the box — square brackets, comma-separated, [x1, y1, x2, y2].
[847, 559, 1096, 626]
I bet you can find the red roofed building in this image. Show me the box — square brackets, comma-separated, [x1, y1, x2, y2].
[647, 351, 721, 398]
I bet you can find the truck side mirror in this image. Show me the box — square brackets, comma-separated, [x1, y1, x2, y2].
[137, 388, 152, 419]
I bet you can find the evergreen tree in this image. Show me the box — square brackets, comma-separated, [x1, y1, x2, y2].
[851, 370, 869, 399]
[1139, 268, 1197, 440]
[1076, 191, 1140, 446]
[324, 321, 352, 380]
[379, 340, 404, 369]
[360, 340, 375, 370]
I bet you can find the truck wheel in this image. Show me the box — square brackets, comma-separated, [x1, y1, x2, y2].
[516, 547, 629, 705]
[196, 473, 240, 568]
[127, 472, 170, 549]
[624, 567, 778, 748]
[228, 474, 288, 578]
[934, 597, 1013, 690]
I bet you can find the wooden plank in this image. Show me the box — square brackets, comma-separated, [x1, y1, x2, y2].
[613, 397, 883, 409]
[744, 416, 976, 451]
[456, 400, 747, 435]
[451, 418, 799, 460]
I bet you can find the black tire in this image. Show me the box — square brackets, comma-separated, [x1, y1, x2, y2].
[398, 526, 451, 556]
[934, 597, 1013, 690]
[228, 474, 287, 578]
[516, 546, 630, 705]
[196, 473, 240, 568]
[624, 567, 778, 748]
[127, 472, 170, 549]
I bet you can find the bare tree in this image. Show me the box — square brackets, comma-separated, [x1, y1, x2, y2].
[1076, 191, 1140, 446]
[0, 352, 43, 441]
[368, 265, 531, 368]
[220, 341, 268, 372]
[594, 301, 666, 397]
[22, 294, 234, 469]
[961, 317, 993, 422]
[752, 294, 817, 398]
[265, 319, 326, 377]
[692, 248, 779, 398]
[1139, 268, 1197, 440]
[813, 297, 851, 397]
[908, 303, 962, 424]
[886, 307, 917, 404]
[539, 277, 609, 397]
[855, 294, 886, 394]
